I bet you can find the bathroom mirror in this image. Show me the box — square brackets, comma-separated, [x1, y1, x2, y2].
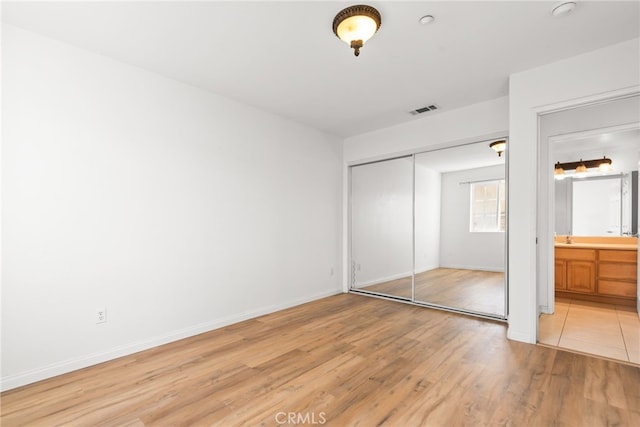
[554, 128, 639, 236]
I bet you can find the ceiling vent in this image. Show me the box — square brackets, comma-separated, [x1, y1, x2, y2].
[409, 104, 439, 115]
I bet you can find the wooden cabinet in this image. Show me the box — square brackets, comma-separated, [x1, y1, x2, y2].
[555, 245, 637, 306]
[598, 249, 637, 299]
[598, 280, 636, 298]
[555, 261, 567, 290]
[555, 248, 596, 294]
[567, 261, 596, 293]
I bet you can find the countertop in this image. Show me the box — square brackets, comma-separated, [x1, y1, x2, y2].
[555, 242, 638, 251]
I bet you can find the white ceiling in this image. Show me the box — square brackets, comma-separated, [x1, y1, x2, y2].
[553, 128, 640, 156]
[415, 139, 505, 173]
[3, 1, 639, 137]
[553, 128, 640, 172]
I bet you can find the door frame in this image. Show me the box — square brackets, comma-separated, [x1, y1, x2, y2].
[539, 122, 640, 316]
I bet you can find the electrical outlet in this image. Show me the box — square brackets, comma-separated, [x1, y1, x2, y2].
[330, 267, 334, 276]
[96, 307, 107, 324]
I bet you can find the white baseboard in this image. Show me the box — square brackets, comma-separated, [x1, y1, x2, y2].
[353, 265, 502, 288]
[354, 271, 412, 288]
[507, 327, 536, 344]
[539, 305, 551, 315]
[439, 264, 505, 273]
[414, 265, 440, 274]
[0, 288, 341, 392]
[352, 266, 439, 289]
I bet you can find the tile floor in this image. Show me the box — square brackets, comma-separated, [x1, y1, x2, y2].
[539, 298, 640, 365]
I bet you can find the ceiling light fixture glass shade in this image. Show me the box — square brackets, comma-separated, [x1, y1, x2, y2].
[333, 5, 381, 57]
[489, 140, 506, 157]
[598, 157, 613, 172]
[575, 161, 588, 178]
[554, 162, 565, 180]
[551, 2, 577, 17]
[419, 15, 435, 25]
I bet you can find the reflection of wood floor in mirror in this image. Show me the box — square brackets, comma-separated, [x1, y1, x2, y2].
[357, 268, 505, 316]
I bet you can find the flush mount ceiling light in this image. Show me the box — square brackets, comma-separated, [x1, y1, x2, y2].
[489, 140, 506, 157]
[419, 15, 435, 25]
[333, 5, 382, 57]
[551, 1, 577, 17]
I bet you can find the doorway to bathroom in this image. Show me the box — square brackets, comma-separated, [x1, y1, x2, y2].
[537, 95, 640, 364]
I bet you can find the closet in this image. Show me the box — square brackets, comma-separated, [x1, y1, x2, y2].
[350, 139, 508, 319]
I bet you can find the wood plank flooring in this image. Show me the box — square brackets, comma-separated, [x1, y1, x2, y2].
[359, 268, 505, 316]
[2, 294, 639, 426]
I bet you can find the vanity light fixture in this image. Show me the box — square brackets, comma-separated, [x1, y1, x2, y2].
[333, 5, 382, 57]
[489, 140, 506, 157]
[554, 156, 613, 179]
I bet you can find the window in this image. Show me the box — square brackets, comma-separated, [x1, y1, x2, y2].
[470, 180, 505, 232]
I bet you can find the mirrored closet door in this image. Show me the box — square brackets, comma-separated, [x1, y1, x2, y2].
[350, 140, 507, 319]
[414, 143, 506, 317]
[351, 156, 414, 300]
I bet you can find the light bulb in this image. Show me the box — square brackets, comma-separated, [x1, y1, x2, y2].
[575, 163, 587, 178]
[598, 158, 612, 172]
[554, 164, 565, 180]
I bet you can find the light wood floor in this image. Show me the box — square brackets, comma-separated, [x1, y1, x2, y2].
[359, 268, 505, 316]
[2, 294, 639, 426]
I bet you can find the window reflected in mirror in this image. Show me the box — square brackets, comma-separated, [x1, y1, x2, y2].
[470, 180, 506, 232]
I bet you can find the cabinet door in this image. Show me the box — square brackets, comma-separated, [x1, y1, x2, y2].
[567, 261, 596, 293]
[555, 261, 567, 290]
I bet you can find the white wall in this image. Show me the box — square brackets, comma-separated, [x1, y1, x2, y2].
[350, 158, 413, 286]
[344, 97, 509, 164]
[1, 25, 342, 390]
[508, 37, 640, 343]
[414, 162, 441, 273]
[555, 179, 572, 235]
[343, 96, 509, 290]
[439, 165, 505, 272]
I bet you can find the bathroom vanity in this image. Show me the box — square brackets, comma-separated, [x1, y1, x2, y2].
[555, 236, 638, 307]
